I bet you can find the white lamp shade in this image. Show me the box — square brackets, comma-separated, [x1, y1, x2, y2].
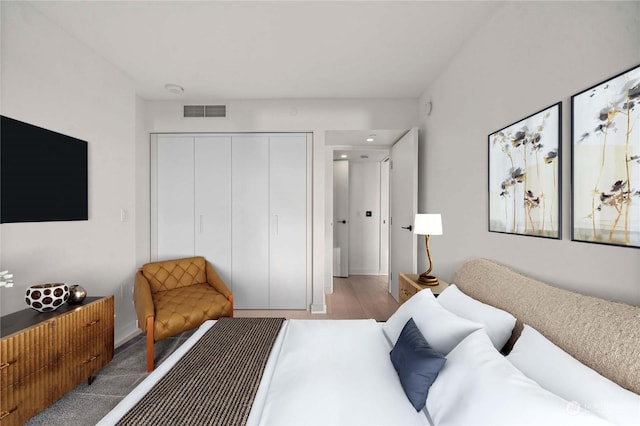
[414, 214, 443, 235]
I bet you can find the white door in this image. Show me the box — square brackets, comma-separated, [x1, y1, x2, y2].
[269, 135, 307, 309]
[333, 160, 349, 277]
[389, 128, 419, 301]
[194, 136, 232, 286]
[380, 158, 390, 275]
[155, 135, 195, 260]
[232, 135, 270, 309]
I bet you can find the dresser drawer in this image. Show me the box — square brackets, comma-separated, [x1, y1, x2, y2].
[0, 323, 51, 388]
[52, 297, 114, 357]
[57, 338, 113, 395]
[0, 366, 53, 426]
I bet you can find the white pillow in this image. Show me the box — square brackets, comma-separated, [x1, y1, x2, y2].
[427, 330, 612, 426]
[437, 284, 516, 350]
[507, 325, 640, 425]
[383, 288, 483, 354]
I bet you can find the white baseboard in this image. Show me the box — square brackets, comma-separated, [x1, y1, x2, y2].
[311, 303, 327, 314]
[348, 269, 387, 276]
[115, 329, 142, 349]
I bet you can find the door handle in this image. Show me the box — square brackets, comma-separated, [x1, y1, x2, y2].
[339, 220, 347, 224]
[401, 225, 413, 231]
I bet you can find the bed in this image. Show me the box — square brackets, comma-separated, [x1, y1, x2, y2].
[99, 258, 640, 425]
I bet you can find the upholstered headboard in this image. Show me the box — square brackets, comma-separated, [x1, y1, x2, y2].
[452, 258, 640, 395]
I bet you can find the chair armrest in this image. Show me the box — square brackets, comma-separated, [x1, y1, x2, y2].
[205, 261, 232, 299]
[133, 270, 155, 332]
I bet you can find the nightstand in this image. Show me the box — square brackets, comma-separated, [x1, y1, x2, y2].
[399, 273, 449, 305]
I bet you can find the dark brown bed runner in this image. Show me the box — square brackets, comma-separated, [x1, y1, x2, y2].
[116, 317, 286, 426]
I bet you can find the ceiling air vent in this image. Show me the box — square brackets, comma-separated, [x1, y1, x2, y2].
[205, 105, 226, 117]
[183, 105, 227, 118]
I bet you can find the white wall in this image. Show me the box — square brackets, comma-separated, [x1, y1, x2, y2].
[0, 2, 139, 342]
[348, 162, 381, 275]
[143, 99, 418, 312]
[135, 97, 151, 268]
[418, 1, 640, 305]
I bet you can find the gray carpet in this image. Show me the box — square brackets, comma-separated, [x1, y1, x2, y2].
[25, 329, 196, 426]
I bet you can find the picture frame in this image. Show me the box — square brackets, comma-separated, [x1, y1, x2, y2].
[488, 102, 562, 239]
[571, 64, 640, 248]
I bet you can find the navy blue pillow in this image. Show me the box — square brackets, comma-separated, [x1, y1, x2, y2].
[390, 318, 446, 411]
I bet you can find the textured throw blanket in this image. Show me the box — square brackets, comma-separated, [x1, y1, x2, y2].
[117, 317, 285, 426]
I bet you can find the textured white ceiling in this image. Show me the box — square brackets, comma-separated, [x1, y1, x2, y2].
[28, 1, 498, 101]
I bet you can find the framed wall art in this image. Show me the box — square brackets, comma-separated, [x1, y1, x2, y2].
[571, 64, 640, 248]
[488, 102, 561, 239]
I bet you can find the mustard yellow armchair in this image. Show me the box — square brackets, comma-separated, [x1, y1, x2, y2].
[133, 256, 233, 371]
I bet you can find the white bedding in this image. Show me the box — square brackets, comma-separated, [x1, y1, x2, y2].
[256, 319, 430, 425]
[99, 319, 429, 426]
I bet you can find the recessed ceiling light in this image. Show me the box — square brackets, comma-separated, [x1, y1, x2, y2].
[366, 135, 375, 142]
[340, 154, 348, 158]
[164, 83, 185, 94]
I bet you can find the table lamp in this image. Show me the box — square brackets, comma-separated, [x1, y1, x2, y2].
[414, 213, 443, 286]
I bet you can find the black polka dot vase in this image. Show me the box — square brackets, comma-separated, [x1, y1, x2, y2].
[25, 283, 70, 312]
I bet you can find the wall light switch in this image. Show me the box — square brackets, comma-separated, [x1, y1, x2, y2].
[120, 209, 129, 222]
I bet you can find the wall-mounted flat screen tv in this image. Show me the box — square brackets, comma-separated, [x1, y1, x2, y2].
[1, 115, 88, 223]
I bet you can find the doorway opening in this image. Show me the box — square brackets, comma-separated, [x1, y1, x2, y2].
[332, 151, 390, 281]
[326, 128, 418, 301]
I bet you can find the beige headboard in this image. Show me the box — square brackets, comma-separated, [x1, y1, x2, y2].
[452, 258, 640, 395]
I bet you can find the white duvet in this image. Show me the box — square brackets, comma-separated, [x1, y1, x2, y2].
[253, 319, 430, 425]
[100, 319, 430, 426]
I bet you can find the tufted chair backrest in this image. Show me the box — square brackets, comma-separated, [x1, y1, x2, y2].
[142, 256, 208, 293]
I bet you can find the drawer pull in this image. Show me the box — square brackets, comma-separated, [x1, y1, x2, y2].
[0, 407, 17, 420]
[82, 354, 100, 364]
[0, 360, 16, 370]
[85, 319, 100, 327]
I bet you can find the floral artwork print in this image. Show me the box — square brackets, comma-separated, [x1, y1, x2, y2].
[572, 64, 640, 248]
[489, 103, 561, 239]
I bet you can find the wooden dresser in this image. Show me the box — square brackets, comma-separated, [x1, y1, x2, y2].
[0, 296, 114, 426]
[399, 273, 449, 305]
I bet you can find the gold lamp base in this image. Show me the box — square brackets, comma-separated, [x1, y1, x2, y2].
[417, 273, 439, 286]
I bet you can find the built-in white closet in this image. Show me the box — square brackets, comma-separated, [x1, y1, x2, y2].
[151, 133, 311, 310]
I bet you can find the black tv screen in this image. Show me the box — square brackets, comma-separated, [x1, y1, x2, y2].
[1, 115, 88, 223]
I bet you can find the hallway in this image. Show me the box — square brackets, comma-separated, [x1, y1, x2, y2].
[235, 275, 398, 321]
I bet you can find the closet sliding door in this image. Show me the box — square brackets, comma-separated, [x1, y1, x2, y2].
[155, 135, 195, 259]
[269, 135, 307, 309]
[231, 135, 270, 309]
[195, 136, 232, 285]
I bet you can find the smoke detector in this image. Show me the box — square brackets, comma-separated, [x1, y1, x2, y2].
[164, 83, 185, 94]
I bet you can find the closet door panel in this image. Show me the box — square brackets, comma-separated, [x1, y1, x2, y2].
[195, 136, 232, 287]
[232, 135, 269, 309]
[269, 135, 307, 309]
[156, 135, 194, 260]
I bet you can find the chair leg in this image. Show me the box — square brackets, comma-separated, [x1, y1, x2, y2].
[228, 294, 234, 318]
[146, 316, 154, 372]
